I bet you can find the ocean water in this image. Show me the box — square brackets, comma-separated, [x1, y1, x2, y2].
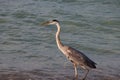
[0, 0, 120, 80]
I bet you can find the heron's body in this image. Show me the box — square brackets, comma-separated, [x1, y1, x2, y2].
[61, 46, 96, 69]
[42, 20, 96, 80]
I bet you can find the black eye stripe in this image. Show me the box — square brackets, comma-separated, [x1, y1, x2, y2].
[52, 19, 59, 22]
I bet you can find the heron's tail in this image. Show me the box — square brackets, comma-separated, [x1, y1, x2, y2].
[86, 60, 97, 68]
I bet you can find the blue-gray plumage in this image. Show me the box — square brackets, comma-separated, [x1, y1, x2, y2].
[42, 20, 96, 80]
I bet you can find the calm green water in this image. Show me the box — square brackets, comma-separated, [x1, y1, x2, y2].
[0, 0, 120, 80]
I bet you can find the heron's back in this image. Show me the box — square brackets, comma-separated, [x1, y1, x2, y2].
[65, 46, 96, 69]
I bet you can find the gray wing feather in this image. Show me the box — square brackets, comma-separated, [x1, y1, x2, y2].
[67, 47, 96, 68]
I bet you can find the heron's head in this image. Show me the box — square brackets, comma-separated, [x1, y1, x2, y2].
[42, 20, 59, 26]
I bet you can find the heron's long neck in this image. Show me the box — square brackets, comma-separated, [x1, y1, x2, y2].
[56, 23, 64, 49]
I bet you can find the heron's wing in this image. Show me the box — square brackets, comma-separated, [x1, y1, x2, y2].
[66, 47, 96, 68]
[66, 47, 86, 64]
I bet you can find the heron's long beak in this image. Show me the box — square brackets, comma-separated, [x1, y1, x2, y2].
[41, 21, 50, 26]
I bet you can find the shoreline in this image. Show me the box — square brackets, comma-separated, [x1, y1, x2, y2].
[0, 69, 119, 80]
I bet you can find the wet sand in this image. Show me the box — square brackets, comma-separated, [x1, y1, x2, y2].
[0, 69, 119, 80]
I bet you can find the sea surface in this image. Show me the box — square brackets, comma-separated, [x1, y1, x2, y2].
[0, 0, 120, 80]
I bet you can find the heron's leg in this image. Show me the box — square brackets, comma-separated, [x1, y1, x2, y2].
[73, 63, 78, 80]
[82, 69, 89, 80]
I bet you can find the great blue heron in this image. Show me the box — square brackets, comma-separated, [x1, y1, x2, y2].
[42, 20, 96, 80]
